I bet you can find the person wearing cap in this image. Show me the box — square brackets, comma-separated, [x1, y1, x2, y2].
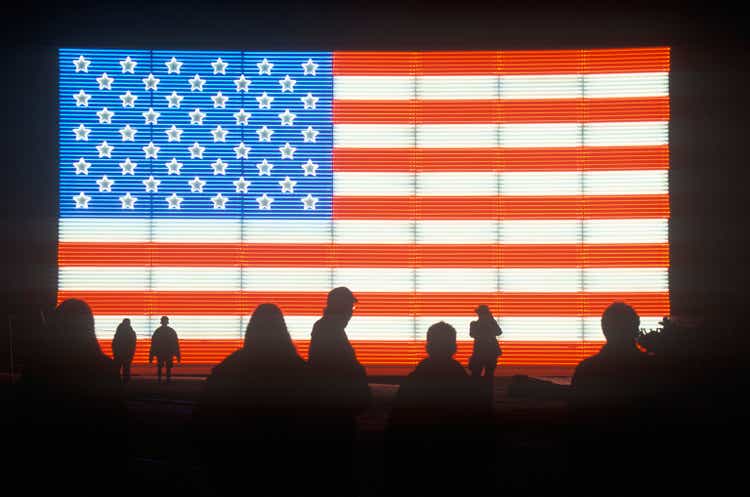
[307, 287, 371, 495]
[149, 315, 181, 383]
[468, 304, 503, 379]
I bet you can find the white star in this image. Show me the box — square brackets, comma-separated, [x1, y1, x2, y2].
[188, 177, 206, 192]
[73, 124, 91, 141]
[165, 125, 183, 142]
[73, 158, 91, 175]
[255, 92, 274, 109]
[256, 193, 274, 210]
[119, 158, 137, 175]
[301, 126, 319, 142]
[97, 73, 114, 90]
[211, 125, 229, 142]
[211, 193, 229, 209]
[73, 55, 91, 73]
[279, 74, 297, 92]
[189, 74, 206, 91]
[188, 142, 205, 159]
[256, 159, 274, 176]
[119, 192, 138, 209]
[120, 91, 138, 108]
[301, 159, 319, 176]
[96, 141, 114, 158]
[165, 158, 183, 175]
[73, 192, 91, 208]
[256, 126, 273, 142]
[278, 176, 297, 193]
[142, 73, 160, 91]
[74, 90, 91, 107]
[142, 107, 160, 125]
[143, 142, 160, 159]
[211, 57, 228, 75]
[279, 142, 296, 159]
[211, 158, 229, 175]
[166, 193, 184, 209]
[189, 108, 206, 125]
[301, 193, 319, 210]
[96, 176, 114, 192]
[278, 109, 296, 126]
[234, 74, 250, 92]
[120, 56, 137, 74]
[233, 108, 251, 125]
[97, 107, 114, 124]
[165, 57, 183, 74]
[257, 58, 273, 75]
[119, 124, 137, 141]
[233, 142, 250, 159]
[301, 58, 319, 76]
[211, 91, 228, 108]
[166, 91, 183, 108]
[233, 176, 251, 193]
[142, 175, 161, 192]
[301, 92, 319, 110]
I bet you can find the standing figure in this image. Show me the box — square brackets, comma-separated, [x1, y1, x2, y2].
[468, 304, 502, 379]
[149, 316, 181, 383]
[112, 318, 137, 383]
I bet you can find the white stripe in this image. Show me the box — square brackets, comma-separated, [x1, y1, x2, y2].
[334, 124, 414, 148]
[500, 75, 583, 99]
[584, 122, 668, 146]
[93, 314, 666, 342]
[499, 123, 582, 148]
[584, 72, 669, 98]
[59, 218, 669, 245]
[334, 172, 414, 196]
[60, 218, 150, 242]
[501, 172, 581, 196]
[417, 124, 498, 148]
[584, 170, 668, 195]
[243, 268, 332, 292]
[333, 76, 415, 100]
[153, 219, 241, 242]
[152, 267, 240, 291]
[416, 76, 498, 100]
[416, 220, 498, 244]
[334, 268, 415, 292]
[334, 220, 415, 244]
[417, 172, 498, 196]
[59, 267, 150, 290]
[584, 267, 668, 292]
[584, 219, 668, 244]
[500, 268, 582, 292]
[416, 268, 498, 292]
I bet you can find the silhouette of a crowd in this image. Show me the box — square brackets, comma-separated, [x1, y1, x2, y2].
[7, 287, 746, 496]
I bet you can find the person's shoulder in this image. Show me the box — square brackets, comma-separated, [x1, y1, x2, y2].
[211, 349, 246, 374]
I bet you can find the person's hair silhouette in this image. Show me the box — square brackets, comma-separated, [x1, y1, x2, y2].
[601, 301, 640, 346]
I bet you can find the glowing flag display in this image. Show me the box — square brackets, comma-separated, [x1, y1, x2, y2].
[58, 48, 670, 365]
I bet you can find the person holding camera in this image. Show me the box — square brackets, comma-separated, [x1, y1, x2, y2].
[468, 304, 502, 379]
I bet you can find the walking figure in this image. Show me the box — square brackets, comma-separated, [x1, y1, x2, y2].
[112, 318, 137, 383]
[468, 304, 502, 379]
[149, 316, 181, 383]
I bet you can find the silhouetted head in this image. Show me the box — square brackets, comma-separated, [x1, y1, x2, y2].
[475, 304, 492, 318]
[244, 303, 299, 360]
[601, 302, 640, 347]
[160, 316, 169, 326]
[53, 298, 101, 355]
[426, 321, 457, 359]
[324, 287, 358, 322]
[122, 318, 131, 326]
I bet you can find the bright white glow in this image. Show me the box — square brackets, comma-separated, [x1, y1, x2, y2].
[333, 220, 414, 244]
[499, 123, 582, 148]
[583, 219, 668, 244]
[584, 122, 669, 146]
[416, 76, 499, 100]
[334, 124, 414, 148]
[243, 268, 332, 292]
[584, 72, 669, 98]
[334, 268, 415, 292]
[333, 76, 415, 100]
[500, 268, 583, 292]
[500, 75, 583, 99]
[583, 268, 668, 292]
[584, 170, 668, 195]
[417, 124, 498, 148]
[416, 220, 498, 244]
[416, 268, 499, 292]
[499, 220, 582, 244]
[334, 172, 414, 196]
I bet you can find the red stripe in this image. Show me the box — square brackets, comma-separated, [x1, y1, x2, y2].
[59, 242, 669, 268]
[333, 146, 669, 172]
[333, 48, 668, 76]
[333, 195, 670, 220]
[333, 97, 669, 124]
[98, 338, 603, 366]
[59, 291, 669, 317]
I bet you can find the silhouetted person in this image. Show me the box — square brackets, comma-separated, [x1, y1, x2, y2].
[468, 304, 502, 379]
[149, 315, 180, 383]
[386, 322, 488, 496]
[112, 318, 136, 383]
[193, 304, 314, 495]
[307, 287, 371, 496]
[13, 299, 126, 495]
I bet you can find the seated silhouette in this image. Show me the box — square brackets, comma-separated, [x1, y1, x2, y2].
[192, 303, 315, 496]
[13, 299, 127, 494]
[386, 322, 488, 495]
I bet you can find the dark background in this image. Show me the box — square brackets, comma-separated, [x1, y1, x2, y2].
[1, 1, 747, 333]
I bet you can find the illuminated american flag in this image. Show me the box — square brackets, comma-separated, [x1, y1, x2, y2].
[58, 48, 670, 366]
